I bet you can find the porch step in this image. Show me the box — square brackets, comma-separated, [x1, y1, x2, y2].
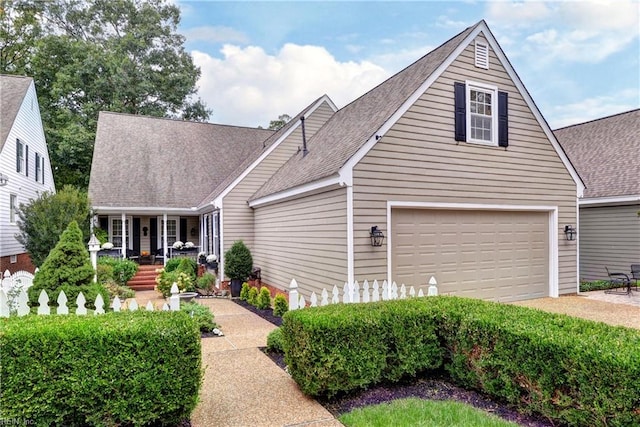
[127, 264, 159, 291]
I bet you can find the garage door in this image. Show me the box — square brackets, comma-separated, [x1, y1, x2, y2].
[392, 209, 549, 302]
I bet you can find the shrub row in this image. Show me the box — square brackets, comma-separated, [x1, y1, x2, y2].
[281, 297, 640, 426]
[240, 283, 289, 316]
[0, 311, 202, 426]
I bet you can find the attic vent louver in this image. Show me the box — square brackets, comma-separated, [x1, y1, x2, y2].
[475, 41, 489, 69]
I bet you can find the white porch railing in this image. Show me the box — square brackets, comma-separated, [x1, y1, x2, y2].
[288, 277, 439, 310]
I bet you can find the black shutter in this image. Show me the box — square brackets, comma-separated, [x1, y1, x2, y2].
[454, 82, 466, 142]
[25, 145, 29, 176]
[498, 91, 508, 148]
[16, 140, 20, 172]
[180, 218, 187, 243]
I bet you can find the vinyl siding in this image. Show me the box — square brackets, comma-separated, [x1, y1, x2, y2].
[579, 204, 640, 281]
[0, 82, 56, 257]
[352, 34, 578, 295]
[252, 187, 348, 296]
[222, 101, 334, 253]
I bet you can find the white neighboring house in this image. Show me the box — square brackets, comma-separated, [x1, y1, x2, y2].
[0, 75, 56, 274]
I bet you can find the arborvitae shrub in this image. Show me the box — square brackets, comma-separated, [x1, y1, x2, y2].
[273, 294, 289, 317]
[29, 221, 98, 306]
[248, 287, 258, 306]
[257, 287, 271, 310]
[266, 327, 284, 353]
[240, 282, 250, 301]
[224, 240, 253, 281]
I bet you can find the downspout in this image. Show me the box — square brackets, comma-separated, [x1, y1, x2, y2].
[301, 116, 308, 157]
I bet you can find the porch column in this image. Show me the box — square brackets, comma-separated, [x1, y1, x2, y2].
[163, 213, 168, 266]
[121, 212, 127, 258]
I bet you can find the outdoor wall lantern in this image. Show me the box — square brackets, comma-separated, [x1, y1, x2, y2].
[564, 225, 577, 241]
[142, 226, 148, 236]
[0, 173, 8, 186]
[190, 227, 196, 237]
[370, 226, 385, 247]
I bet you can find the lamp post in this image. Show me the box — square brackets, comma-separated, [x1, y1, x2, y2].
[88, 234, 101, 282]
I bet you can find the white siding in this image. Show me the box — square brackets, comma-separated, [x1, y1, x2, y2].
[0, 81, 56, 257]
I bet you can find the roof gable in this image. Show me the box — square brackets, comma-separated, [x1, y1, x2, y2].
[0, 75, 32, 152]
[250, 20, 584, 205]
[88, 112, 273, 211]
[199, 94, 337, 209]
[555, 109, 640, 199]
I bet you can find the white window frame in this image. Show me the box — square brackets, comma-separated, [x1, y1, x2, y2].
[158, 216, 179, 249]
[35, 152, 41, 183]
[16, 139, 25, 174]
[109, 216, 133, 249]
[9, 194, 17, 223]
[465, 80, 498, 146]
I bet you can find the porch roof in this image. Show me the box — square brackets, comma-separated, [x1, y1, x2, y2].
[89, 112, 273, 210]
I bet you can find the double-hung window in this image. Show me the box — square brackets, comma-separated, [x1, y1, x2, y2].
[454, 80, 508, 148]
[110, 217, 131, 249]
[16, 139, 25, 174]
[35, 153, 41, 183]
[468, 83, 496, 144]
[9, 194, 17, 223]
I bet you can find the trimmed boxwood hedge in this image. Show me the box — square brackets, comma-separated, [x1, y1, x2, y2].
[281, 296, 640, 427]
[0, 311, 202, 426]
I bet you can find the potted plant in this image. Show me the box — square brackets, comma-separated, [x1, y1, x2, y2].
[224, 241, 253, 297]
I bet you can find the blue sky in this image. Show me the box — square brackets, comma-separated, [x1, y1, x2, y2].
[176, 1, 640, 129]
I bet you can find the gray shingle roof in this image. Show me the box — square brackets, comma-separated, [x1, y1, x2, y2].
[250, 22, 479, 201]
[554, 109, 640, 199]
[0, 75, 32, 153]
[198, 94, 333, 208]
[89, 112, 273, 210]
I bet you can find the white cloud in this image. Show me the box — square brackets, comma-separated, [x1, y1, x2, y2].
[193, 44, 389, 127]
[181, 26, 249, 45]
[547, 88, 639, 129]
[489, 0, 639, 64]
[486, 1, 552, 26]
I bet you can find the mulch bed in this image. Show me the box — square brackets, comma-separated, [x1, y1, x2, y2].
[236, 298, 555, 427]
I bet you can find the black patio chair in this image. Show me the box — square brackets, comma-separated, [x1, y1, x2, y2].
[604, 266, 632, 295]
[630, 264, 640, 291]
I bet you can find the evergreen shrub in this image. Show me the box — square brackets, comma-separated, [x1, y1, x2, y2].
[248, 287, 258, 306]
[0, 311, 201, 426]
[240, 282, 250, 301]
[181, 302, 217, 332]
[281, 296, 640, 426]
[257, 287, 271, 310]
[273, 294, 288, 317]
[266, 327, 284, 353]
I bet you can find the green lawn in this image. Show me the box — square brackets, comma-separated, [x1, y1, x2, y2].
[339, 398, 519, 427]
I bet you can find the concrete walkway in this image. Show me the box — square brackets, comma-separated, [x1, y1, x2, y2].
[189, 298, 343, 427]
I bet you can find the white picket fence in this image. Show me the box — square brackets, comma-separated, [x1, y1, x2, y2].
[288, 277, 439, 310]
[0, 282, 182, 318]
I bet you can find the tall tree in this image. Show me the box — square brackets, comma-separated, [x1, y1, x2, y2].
[1, 0, 211, 188]
[0, 0, 42, 73]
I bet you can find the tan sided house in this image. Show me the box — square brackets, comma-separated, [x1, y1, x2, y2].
[555, 109, 640, 281]
[89, 21, 584, 302]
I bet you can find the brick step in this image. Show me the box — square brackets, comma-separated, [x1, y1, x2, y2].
[127, 265, 160, 291]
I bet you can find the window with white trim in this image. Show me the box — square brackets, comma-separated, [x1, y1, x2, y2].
[16, 139, 25, 174]
[9, 194, 17, 223]
[35, 152, 41, 183]
[159, 217, 178, 247]
[110, 217, 132, 249]
[466, 81, 498, 145]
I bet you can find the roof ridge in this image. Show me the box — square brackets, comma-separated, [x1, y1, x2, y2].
[554, 108, 640, 131]
[98, 111, 274, 132]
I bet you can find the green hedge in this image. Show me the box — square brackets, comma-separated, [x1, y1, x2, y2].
[282, 299, 443, 398]
[281, 297, 640, 426]
[0, 311, 202, 426]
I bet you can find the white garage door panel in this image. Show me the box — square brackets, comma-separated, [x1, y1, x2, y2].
[392, 209, 549, 302]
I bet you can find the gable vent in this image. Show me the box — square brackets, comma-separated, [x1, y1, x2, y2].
[475, 41, 489, 69]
